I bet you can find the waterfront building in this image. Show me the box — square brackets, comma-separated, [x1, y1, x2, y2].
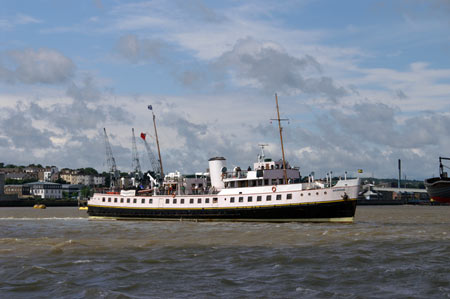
[26, 182, 62, 199]
[4, 184, 31, 198]
[0, 173, 4, 195]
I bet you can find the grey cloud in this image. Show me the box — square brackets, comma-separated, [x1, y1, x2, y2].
[66, 76, 101, 102]
[156, 111, 257, 173]
[0, 48, 75, 84]
[116, 34, 166, 64]
[0, 105, 54, 149]
[28, 78, 133, 134]
[395, 89, 408, 99]
[214, 37, 347, 100]
[0, 136, 10, 147]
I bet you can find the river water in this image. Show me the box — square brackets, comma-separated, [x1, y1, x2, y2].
[0, 206, 449, 298]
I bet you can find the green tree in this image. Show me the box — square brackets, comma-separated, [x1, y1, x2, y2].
[80, 186, 91, 199]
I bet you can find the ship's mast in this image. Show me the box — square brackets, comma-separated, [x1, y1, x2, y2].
[272, 93, 288, 184]
[148, 105, 164, 179]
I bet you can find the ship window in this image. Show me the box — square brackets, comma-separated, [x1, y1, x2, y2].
[133, 198, 137, 203]
[120, 198, 124, 203]
[149, 199, 153, 204]
[301, 193, 303, 197]
[205, 198, 210, 203]
[287, 194, 292, 200]
[324, 191, 327, 195]
[127, 198, 130, 203]
[230, 197, 235, 203]
[248, 196, 253, 202]
[279, 179, 283, 185]
[141, 198, 145, 204]
[239, 197, 243, 202]
[276, 194, 282, 200]
[114, 198, 117, 203]
[108, 198, 111, 202]
[257, 196, 262, 201]
[266, 195, 271, 201]
[173, 198, 177, 204]
[180, 198, 185, 204]
[264, 179, 269, 185]
[230, 182, 235, 188]
[316, 192, 319, 196]
[166, 198, 170, 204]
[308, 193, 311, 196]
[190, 198, 194, 204]
[102, 197, 105, 202]
[198, 198, 202, 204]
[213, 198, 218, 203]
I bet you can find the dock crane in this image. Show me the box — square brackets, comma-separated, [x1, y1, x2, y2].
[140, 132, 162, 181]
[103, 128, 120, 190]
[131, 128, 143, 183]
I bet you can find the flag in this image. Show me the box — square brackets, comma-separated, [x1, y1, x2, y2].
[358, 169, 363, 173]
[147, 105, 152, 110]
[140, 133, 146, 140]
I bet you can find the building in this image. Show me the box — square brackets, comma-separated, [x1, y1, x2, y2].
[0, 173, 4, 195]
[59, 169, 105, 186]
[38, 166, 59, 182]
[26, 182, 62, 199]
[62, 184, 84, 199]
[4, 185, 31, 198]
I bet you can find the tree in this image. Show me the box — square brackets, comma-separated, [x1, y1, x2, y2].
[80, 186, 91, 199]
[55, 178, 68, 184]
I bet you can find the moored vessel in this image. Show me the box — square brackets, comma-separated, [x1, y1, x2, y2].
[424, 157, 450, 204]
[87, 95, 361, 222]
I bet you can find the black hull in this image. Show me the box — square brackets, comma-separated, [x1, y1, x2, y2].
[88, 200, 357, 222]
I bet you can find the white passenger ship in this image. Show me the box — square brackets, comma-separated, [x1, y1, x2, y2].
[88, 155, 360, 222]
[87, 95, 361, 222]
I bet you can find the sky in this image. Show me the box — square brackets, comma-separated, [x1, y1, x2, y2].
[1, 0, 450, 180]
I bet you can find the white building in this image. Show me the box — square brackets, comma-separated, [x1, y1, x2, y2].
[26, 182, 62, 199]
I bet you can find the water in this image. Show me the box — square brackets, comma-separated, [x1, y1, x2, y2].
[0, 206, 449, 298]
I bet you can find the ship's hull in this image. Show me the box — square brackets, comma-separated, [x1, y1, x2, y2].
[88, 179, 360, 222]
[424, 177, 450, 203]
[88, 199, 356, 222]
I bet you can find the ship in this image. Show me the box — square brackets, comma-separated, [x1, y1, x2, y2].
[424, 157, 450, 204]
[87, 95, 361, 222]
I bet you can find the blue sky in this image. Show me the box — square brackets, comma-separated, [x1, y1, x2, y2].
[1, 0, 450, 179]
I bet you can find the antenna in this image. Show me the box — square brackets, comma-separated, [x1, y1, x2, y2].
[258, 143, 269, 163]
[270, 93, 289, 184]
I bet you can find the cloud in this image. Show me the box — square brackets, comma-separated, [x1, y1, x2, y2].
[116, 34, 168, 64]
[0, 48, 75, 84]
[0, 104, 54, 149]
[15, 14, 42, 25]
[214, 37, 348, 100]
[175, 0, 227, 23]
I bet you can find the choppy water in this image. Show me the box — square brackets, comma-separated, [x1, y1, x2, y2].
[0, 206, 449, 298]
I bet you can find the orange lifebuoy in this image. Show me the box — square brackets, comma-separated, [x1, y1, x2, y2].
[272, 186, 277, 192]
[172, 192, 176, 198]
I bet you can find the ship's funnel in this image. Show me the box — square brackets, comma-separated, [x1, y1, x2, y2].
[209, 157, 226, 191]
